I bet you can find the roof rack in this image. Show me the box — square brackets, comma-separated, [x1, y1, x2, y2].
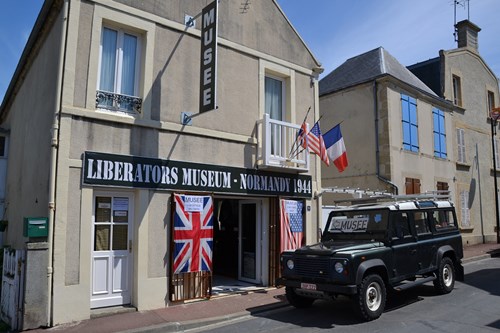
[318, 187, 450, 204]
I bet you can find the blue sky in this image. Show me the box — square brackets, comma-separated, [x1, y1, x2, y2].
[1, 0, 499, 103]
[277, 0, 500, 79]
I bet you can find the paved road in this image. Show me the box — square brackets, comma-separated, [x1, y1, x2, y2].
[191, 257, 500, 333]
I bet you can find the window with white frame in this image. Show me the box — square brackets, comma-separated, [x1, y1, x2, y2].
[96, 26, 142, 114]
[456, 128, 466, 164]
[433, 107, 447, 158]
[265, 76, 285, 121]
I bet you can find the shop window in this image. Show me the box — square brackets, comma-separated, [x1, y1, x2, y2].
[401, 94, 419, 152]
[433, 107, 447, 158]
[96, 26, 142, 114]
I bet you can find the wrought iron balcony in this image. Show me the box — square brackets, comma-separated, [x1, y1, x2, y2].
[257, 113, 309, 172]
[96, 90, 142, 114]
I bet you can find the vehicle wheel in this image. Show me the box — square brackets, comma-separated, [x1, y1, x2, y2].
[433, 257, 455, 294]
[285, 287, 315, 308]
[356, 274, 386, 321]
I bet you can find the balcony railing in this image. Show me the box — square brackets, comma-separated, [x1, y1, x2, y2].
[257, 113, 309, 172]
[96, 90, 142, 114]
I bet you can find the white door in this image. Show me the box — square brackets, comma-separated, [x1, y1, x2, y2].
[91, 193, 133, 308]
[238, 200, 262, 284]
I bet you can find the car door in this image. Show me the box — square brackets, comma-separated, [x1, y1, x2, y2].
[390, 212, 418, 281]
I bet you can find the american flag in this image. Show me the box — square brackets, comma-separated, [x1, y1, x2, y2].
[173, 194, 214, 273]
[280, 199, 304, 253]
[302, 121, 330, 166]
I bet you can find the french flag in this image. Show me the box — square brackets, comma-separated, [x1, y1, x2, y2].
[323, 124, 348, 172]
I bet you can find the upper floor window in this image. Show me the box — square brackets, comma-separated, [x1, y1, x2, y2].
[456, 128, 466, 164]
[265, 76, 285, 121]
[96, 26, 142, 114]
[433, 107, 447, 158]
[401, 94, 419, 152]
[488, 90, 495, 115]
[452, 75, 462, 107]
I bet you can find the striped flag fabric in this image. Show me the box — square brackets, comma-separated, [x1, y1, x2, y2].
[302, 121, 330, 166]
[323, 124, 348, 172]
[173, 194, 214, 273]
[280, 199, 304, 253]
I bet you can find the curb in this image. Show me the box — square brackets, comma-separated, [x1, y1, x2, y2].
[462, 249, 500, 264]
[123, 301, 290, 333]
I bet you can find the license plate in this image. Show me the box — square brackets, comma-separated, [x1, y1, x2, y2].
[300, 282, 317, 290]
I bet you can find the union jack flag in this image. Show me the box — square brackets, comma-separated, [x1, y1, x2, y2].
[280, 199, 304, 253]
[173, 194, 214, 273]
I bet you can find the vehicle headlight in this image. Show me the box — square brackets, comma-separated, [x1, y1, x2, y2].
[286, 259, 294, 270]
[334, 262, 344, 274]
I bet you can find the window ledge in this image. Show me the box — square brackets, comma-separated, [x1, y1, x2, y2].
[490, 168, 500, 173]
[459, 227, 474, 233]
[456, 162, 471, 168]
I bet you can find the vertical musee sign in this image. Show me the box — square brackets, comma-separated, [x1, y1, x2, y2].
[200, 0, 218, 113]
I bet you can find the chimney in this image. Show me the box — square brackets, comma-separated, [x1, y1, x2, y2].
[455, 20, 481, 51]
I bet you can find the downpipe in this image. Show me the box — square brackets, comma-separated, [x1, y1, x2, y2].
[47, 0, 69, 326]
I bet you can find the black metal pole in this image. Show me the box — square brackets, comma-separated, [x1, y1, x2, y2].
[491, 116, 500, 243]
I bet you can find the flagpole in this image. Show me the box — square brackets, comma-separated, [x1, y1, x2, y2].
[290, 115, 324, 159]
[323, 119, 344, 136]
[288, 107, 311, 159]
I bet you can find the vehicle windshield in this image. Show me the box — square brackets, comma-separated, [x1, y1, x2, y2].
[323, 209, 389, 242]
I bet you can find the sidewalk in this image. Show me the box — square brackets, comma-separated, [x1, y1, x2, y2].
[27, 242, 500, 333]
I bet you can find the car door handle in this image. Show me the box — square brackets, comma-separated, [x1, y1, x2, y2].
[410, 249, 417, 255]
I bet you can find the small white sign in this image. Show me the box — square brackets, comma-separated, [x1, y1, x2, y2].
[329, 216, 369, 233]
[285, 200, 298, 214]
[184, 196, 204, 212]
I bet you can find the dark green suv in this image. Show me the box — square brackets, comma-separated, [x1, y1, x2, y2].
[277, 199, 464, 321]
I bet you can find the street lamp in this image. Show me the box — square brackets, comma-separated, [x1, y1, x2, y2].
[490, 107, 500, 244]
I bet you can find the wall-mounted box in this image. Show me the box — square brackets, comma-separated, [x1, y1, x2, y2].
[24, 217, 48, 237]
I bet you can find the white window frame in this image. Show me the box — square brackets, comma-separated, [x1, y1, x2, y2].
[452, 75, 462, 107]
[264, 74, 286, 122]
[97, 26, 142, 103]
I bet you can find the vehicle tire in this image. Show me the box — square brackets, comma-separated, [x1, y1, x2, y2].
[285, 286, 315, 308]
[433, 257, 455, 294]
[356, 274, 386, 321]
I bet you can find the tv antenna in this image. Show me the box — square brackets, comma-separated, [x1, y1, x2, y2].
[453, 0, 470, 42]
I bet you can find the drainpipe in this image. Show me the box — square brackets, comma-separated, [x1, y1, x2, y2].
[373, 80, 399, 195]
[47, 0, 69, 326]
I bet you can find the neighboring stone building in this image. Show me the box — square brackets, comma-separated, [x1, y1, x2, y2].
[0, 0, 323, 329]
[408, 20, 500, 246]
[319, 47, 454, 204]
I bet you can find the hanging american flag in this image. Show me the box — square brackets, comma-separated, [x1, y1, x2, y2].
[280, 199, 304, 253]
[302, 121, 330, 166]
[173, 194, 214, 273]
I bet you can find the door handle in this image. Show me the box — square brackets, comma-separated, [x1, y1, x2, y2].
[129, 240, 132, 253]
[410, 249, 417, 255]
